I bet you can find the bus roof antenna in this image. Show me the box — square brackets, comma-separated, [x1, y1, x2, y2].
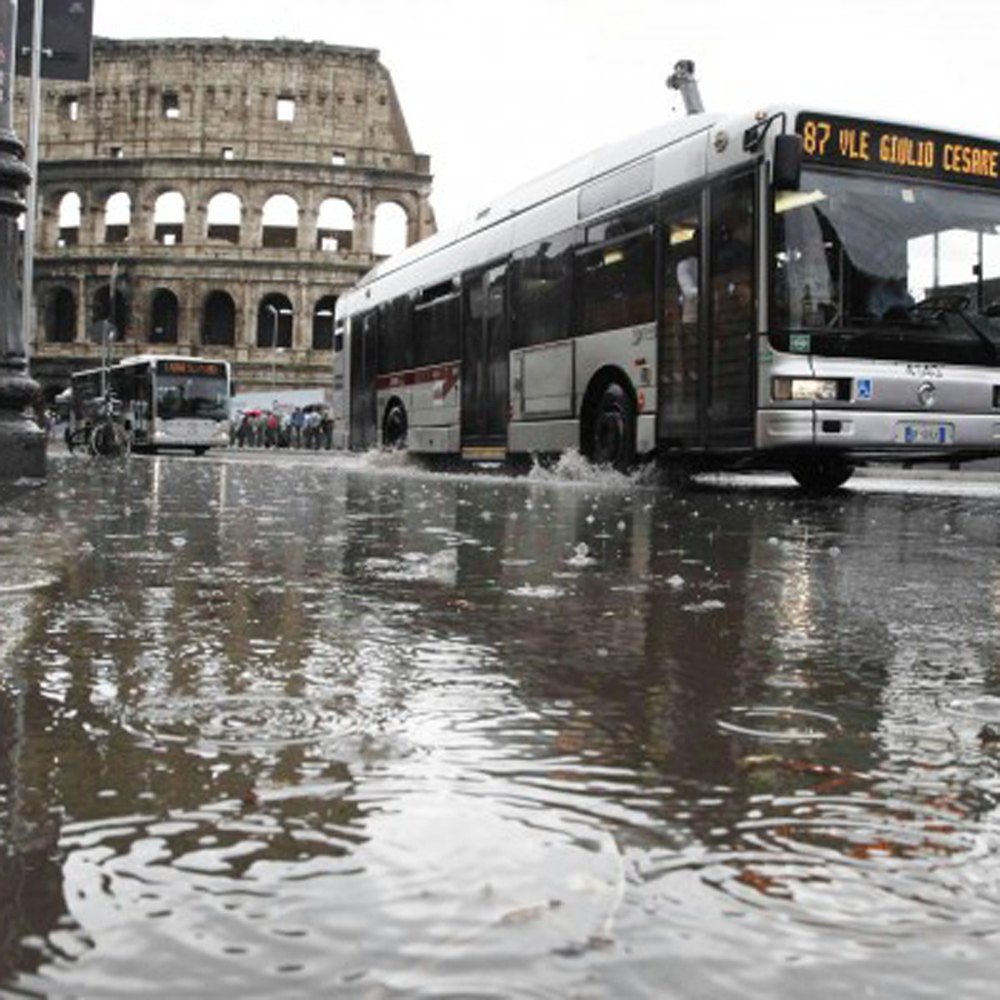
[667, 59, 704, 115]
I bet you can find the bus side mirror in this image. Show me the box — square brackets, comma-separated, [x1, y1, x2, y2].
[773, 134, 802, 190]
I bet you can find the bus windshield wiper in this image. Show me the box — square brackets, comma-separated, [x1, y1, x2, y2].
[907, 294, 1000, 360]
[906, 294, 972, 322]
[827, 295, 1000, 360]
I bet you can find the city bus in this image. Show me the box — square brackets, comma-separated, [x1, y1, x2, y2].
[332, 95, 1000, 491]
[69, 355, 231, 454]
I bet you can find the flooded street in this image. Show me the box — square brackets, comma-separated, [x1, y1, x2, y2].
[3, 451, 1000, 998]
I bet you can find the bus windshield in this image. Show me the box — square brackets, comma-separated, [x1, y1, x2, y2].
[156, 373, 228, 421]
[773, 169, 1000, 364]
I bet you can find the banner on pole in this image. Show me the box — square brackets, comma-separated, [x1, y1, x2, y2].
[15, 0, 93, 82]
[0, 2, 13, 117]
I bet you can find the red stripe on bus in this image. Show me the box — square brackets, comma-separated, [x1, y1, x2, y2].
[376, 362, 460, 393]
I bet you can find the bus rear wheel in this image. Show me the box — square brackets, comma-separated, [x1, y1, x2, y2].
[586, 382, 636, 472]
[790, 456, 853, 494]
[382, 402, 408, 449]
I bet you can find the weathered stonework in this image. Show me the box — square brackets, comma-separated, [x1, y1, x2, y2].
[14, 37, 435, 397]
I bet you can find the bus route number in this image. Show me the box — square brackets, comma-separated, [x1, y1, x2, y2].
[802, 119, 832, 157]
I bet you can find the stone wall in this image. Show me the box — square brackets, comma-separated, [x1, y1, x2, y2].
[14, 37, 435, 396]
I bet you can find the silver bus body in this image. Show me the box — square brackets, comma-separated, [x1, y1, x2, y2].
[333, 105, 1000, 486]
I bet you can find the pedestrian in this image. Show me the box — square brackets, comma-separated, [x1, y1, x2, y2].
[291, 407, 305, 449]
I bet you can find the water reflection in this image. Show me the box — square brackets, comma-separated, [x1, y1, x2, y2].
[1, 455, 1000, 996]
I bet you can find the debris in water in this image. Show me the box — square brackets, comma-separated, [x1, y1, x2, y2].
[683, 599, 726, 613]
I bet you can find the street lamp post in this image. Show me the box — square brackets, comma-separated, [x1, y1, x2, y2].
[0, 0, 44, 480]
[100, 261, 119, 400]
[265, 303, 291, 395]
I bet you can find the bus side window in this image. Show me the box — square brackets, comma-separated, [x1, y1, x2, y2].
[575, 209, 655, 335]
[511, 229, 574, 349]
[414, 282, 460, 367]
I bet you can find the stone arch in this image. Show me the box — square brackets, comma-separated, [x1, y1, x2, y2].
[57, 191, 82, 247]
[312, 295, 337, 350]
[257, 292, 294, 348]
[373, 200, 408, 256]
[150, 288, 179, 343]
[104, 190, 131, 244]
[316, 197, 354, 252]
[154, 190, 186, 245]
[44, 286, 76, 343]
[207, 191, 242, 244]
[261, 193, 299, 248]
[202, 290, 237, 347]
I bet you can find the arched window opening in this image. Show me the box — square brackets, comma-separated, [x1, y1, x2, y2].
[92, 283, 129, 341]
[57, 192, 81, 247]
[262, 194, 298, 249]
[150, 289, 179, 343]
[317, 198, 354, 252]
[45, 287, 76, 343]
[312, 295, 338, 350]
[154, 190, 185, 245]
[104, 191, 131, 244]
[257, 293, 294, 348]
[207, 191, 242, 244]
[373, 201, 408, 257]
[202, 291, 236, 347]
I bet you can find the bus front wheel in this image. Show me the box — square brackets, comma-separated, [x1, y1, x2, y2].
[585, 382, 636, 472]
[790, 456, 853, 494]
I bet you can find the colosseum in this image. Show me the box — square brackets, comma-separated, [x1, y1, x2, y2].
[14, 36, 436, 398]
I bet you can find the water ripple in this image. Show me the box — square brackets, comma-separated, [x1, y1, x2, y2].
[122, 692, 358, 752]
[645, 790, 1000, 941]
[716, 706, 843, 743]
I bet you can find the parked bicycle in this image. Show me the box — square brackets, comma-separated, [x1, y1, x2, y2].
[64, 393, 131, 458]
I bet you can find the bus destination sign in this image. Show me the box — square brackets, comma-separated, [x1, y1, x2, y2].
[796, 112, 1000, 188]
[160, 360, 225, 378]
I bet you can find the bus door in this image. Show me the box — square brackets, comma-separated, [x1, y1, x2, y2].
[659, 190, 703, 447]
[127, 362, 152, 444]
[349, 310, 380, 450]
[704, 171, 756, 447]
[461, 262, 509, 453]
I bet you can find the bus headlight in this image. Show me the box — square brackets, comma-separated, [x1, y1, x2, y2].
[772, 377, 844, 402]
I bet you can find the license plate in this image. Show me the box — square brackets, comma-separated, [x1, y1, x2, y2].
[896, 422, 954, 445]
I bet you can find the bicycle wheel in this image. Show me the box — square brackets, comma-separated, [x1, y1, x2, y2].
[89, 420, 127, 458]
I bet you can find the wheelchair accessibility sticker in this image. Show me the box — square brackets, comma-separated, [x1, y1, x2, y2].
[856, 378, 873, 401]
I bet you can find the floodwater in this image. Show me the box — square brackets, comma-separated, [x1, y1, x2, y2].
[2, 451, 1000, 998]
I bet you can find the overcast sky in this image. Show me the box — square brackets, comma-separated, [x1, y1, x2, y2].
[86, 0, 1000, 230]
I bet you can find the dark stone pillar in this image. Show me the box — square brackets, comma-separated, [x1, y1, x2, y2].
[0, 0, 45, 480]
